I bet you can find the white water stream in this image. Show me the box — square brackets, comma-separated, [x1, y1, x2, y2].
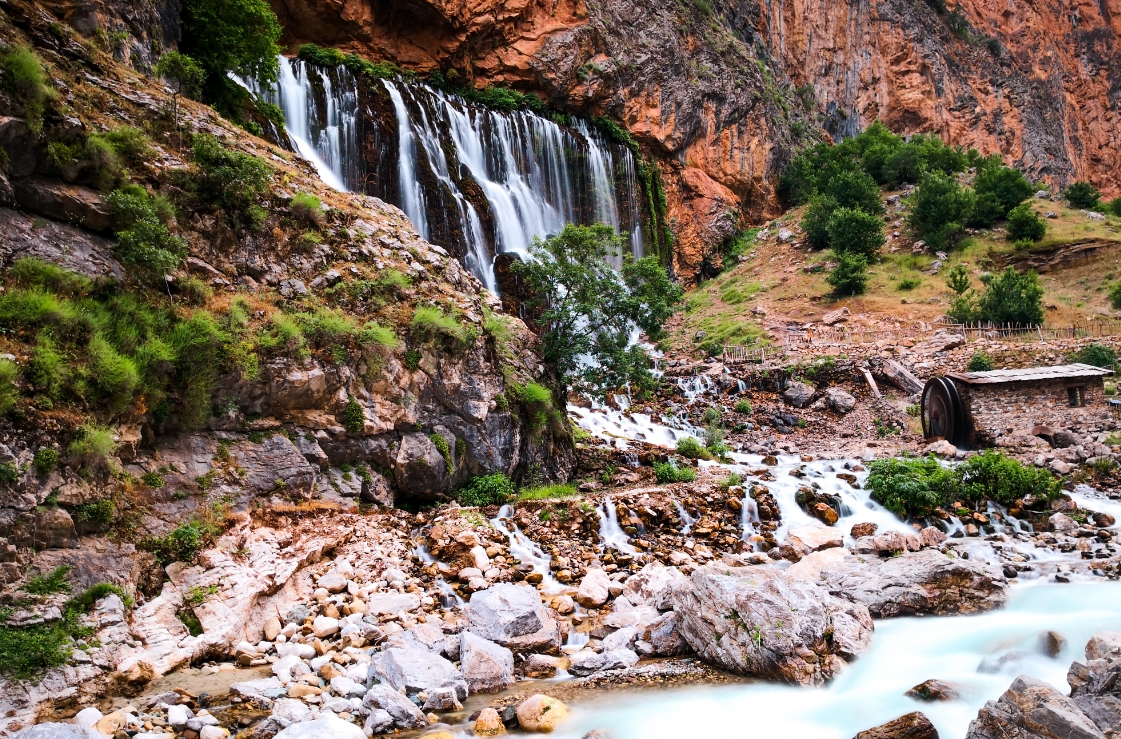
[491, 504, 565, 594]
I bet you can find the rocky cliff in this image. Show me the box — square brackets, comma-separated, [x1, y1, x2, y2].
[265, 0, 1121, 282]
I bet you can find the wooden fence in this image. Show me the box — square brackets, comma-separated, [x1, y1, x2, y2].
[952, 321, 1121, 343]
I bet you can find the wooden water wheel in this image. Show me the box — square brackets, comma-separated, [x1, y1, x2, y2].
[921, 377, 969, 447]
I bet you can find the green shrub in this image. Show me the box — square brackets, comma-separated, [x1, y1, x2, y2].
[907, 170, 975, 250]
[143, 506, 226, 565]
[142, 470, 166, 488]
[801, 194, 838, 250]
[68, 425, 116, 462]
[0, 359, 17, 415]
[88, 334, 139, 405]
[971, 158, 1033, 221]
[168, 312, 225, 429]
[733, 399, 752, 414]
[827, 252, 869, 296]
[822, 169, 884, 216]
[458, 473, 514, 507]
[190, 134, 272, 229]
[404, 349, 421, 370]
[966, 351, 993, 371]
[290, 192, 322, 224]
[1, 46, 54, 133]
[1006, 203, 1046, 242]
[430, 433, 454, 475]
[411, 306, 466, 346]
[958, 450, 1061, 504]
[1110, 281, 1121, 311]
[180, 0, 282, 103]
[358, 322, 397, 350]
[0, 462, 18, 483]
[107, 186, 187, 281]
[827, 207, 886, 258]
[341, 396, 364, 434]
[976, 266, 1044, 325]
[10, 258, 92, 297]
[21, 565, 72, 595]
[517, 484, 578, 501]
[33, 448, 59, 475]
[511, 382, 554, 433]
[1107, 197, 1121, 218]
[898, 277, 922, 290]
[102, 126, 153, 163]
[0, 619, 75, 678]
[178, 276, 213, 305]
[73, 499, 115, 525]
[1063, 181, 1102, 210]
[676, 436, 712, 460]
[654, 460, 696, 484]
[1071, 343, 1116, 369]
[866, 456, 960, 517]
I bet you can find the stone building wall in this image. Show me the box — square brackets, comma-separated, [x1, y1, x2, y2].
[961, 378, 1114, 442]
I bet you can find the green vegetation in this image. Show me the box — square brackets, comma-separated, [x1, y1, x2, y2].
[68, 425, 116, 464]
[430, 434, 454, 476]
[867, 451, 1061, 518]
[0, 360, 17, 415]
[1071, 343, 1116, 369]
[947, 266, 1044, 325]
[185, 584, 218, 606]
[966, 351, 994, 372]
[290, 192, 322, 225]
[142, 504, 228, 565]
[510, 224, 682, 397]
[74, 498, 116, 525]
[676, 436, 712, 461]
[969, 158, 1033, 227]
[509, 382, 555, 434]
[22, 565, 72, 595]
[1109, 281, 1121, 311]
[142, 470, 165, 488]
[733, 399, 752, 414]
[1, 45, 55, 134]
[1063, 181, 1102, 211]
[106, 185, 187, 281]
[1005, 203, 1046, 242]
[826, 207, 886, 259]
[296, 44, 406, 80]
[155, 52, 205, 132]
[827, 252, 869, 296]
[517, 484, 579, 501]
[458, 473, 514, 507]
[189, 134, 271, 230]
[341, 396, 364, 434]
[907, 170, 975, 251]
[411, 306, 469, 347]
[654, 460, 696, 484]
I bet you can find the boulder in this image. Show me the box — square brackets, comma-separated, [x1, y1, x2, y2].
[850, 522, 878, 538]
[459, 632, 514, 693]
[1049, 513, 1078, 532]
[820, 548, 1007, 618]
[523, 654, 560, 678]
[637, 611, 686, 656]
[365, 592, 421, 615]
[787, 525, 843, 552]
[474, 707, 506, 736]
[272, 714, 365, 739]
[516, 695, 569, 733]
[905, 679, 960, 702]
[232, 435, 318, 497]
[621, 561, 686, 610]
[567, 648, 639, 676]
[312, 616, 340, 638]
[1067, 652, 1121, 733]
[13, 178, 112, 232]
[1084, 631, 1121, 661]
[823, 307, 851, 325]
[12, 725, 96, 739]
[825, 388, 856, 415]
[853, 712, 938, 739]
[965, 675, 1103, 739]
[671, 564, 873, 685]
[361, 684, 427, 729]
[786, 547, 850, 582]
[577, 569, 611, 608]
[782, 381, 815, 408]
[367, 645, 466, 698]
[393, 433, 453, 500]
[467, 583, 561, 652]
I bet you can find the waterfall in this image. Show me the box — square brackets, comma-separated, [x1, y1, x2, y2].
[378, 79, 645, 288]
[597, 497, 638, 555]
[491, 505, 564, 593]
[250, 57, 361, 193]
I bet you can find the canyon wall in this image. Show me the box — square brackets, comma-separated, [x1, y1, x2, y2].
[266, 0, 1121, 282]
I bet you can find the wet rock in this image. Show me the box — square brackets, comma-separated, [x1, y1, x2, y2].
[368, 645, 466, 698]
[577, 568, 612, 608]
[567, 648, 639, 676]
[272, 714, 365, 739]
[1039, 631, 1067, 658]
[787, 525, 843, 553]
[362, 684, 427, 729]
[851, 522, 878, 538]
[964, 675, 1103, 739]
[516, 695, 569, 732]
[1084, 631, 1121, 661]
[230, 677, 286, 701]
[459, 632, 514, 694]
[782, 381, 816, 409]
[637, 611, 686, 656]
[1067, 652, 1121, 733]
[671, 564, 873, 685]
[820, 548, 1008, 618]
[924, 440, 958, 458]
[467, 583, 561, 652]
[11, 725, 96, 739]
[474, 707, 506, 736]
[421, 686, 462, 712]
[523, 654, 560, 678]
[906, 679, 960, 702]
[621, 561, 686, 610]
[1049, 513, 1078, 532]
[786, 548, 851, 582]
[853, 711, 938, 739]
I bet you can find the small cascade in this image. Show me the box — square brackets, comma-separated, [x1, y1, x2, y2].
[597, 497, 638, 555]
[740, 492, 760, 543]
[491, 505, 564, 593]
[253, 57, 361, 192]
[673, 499, 696, 535]
[376, 80, 644, 289]
[411, 538, 465, 609]
[676, 374, 715, 404]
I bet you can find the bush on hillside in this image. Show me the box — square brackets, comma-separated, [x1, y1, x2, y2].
[827, 252, 869, 296]
[966, 351, 993, 371]
[190, 134, 271, 230]
[1063, 181, 1102, 210]
[821, 169, 884, 216]
[1070, 343, 1116, 369]
[907, 170, 975, 250]
[976, 266, 1045, 325]
[801, 194, 838, 250]
[458, 473, 513, 507]
[1005, 203, 1046, 242]
[969, 158, 1034, 225]
[1, 45, 54, 133]
[827, 207, 886, 259]
[958, 450, 1062, 504]
[866, 456, 961, 517]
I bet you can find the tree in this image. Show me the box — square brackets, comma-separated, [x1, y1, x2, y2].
[826, 252, 869, 296]
[973, 158, 1033, 215]
[1063, 181, 1102, 210]
[826, 207, 886, 259]
[510, 224, 683, 397]
[154, 52, 204, 144]
[180, 0, 282, 110]
[976, 266, 1045, 325]
[822, 169, 884, 215]
[801, 194, 839, 250]
[945, 264, 972, 295]
[907, 170, 976, 250]
[1006, 203, 1046, 242]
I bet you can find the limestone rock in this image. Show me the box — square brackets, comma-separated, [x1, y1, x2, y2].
[13, 178, 112, 232]
[362, 684, 427, 729]
[12, 724, 97, 739]
[368, 645, 466, 698]
[787, 525, 843, 553]
[853, 712, 938, 739]
[905, 679, 960, 702]
[474, 707, 506, 736]
[393, 433, 455, 500]
[577, 568, 612, 607]
[825, 388, 856, 414]
[965, 675, 1103, 739]
[459, 632, 515, 693]
[820, 548, 1007, 618]
[467, 583, 561, 652]
[516, 694, 569, 733]
[621, 561, 686, 610]
[1066, 651, 1121, 733]
[272, 714, 365, 739]
[523, 654, 560, 678]
[567, 648, 639, 676]
[232, 435, 318, 497]
[782, 381, 815, 409]
[1084, 631, 1121, 661]
[671, 564, 873, 685]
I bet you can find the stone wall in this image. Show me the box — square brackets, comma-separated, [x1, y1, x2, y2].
[961, 378, 1113, 443]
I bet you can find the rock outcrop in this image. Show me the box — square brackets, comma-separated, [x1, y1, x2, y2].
[965, 675, 1105, 739]
[853, 712, 939, 739]
[670, 564, 873, 685]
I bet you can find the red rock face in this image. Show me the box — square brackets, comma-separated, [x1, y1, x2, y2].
[270, 0, 1120, 283]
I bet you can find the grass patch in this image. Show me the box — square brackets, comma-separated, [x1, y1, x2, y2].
[654, 461, 696, 484]
[458, 473, 513, 507]
[516, 484, 578, 501]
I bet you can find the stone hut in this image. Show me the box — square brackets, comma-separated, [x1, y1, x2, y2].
[921, 363, 1115, 447]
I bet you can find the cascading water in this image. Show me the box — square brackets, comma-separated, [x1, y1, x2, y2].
[597, 497, 638, 555]
[411, 537, 465, 609]
[377, 80, 645, 288]
[491, 504, 564, 593]
[245, 57, 361, 193]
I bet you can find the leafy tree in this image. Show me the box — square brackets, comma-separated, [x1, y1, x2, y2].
[801, 194, 838, 250]
[1005, 203, 1046, 242]
[826, 207, 886, 259]
[510, 223, 682, 396]
[881, 134, 968, 186]
[826, 252, 869, 296]
[973, 157, 1033, 216]
[945, 264, 972, 295]
[976, 266, 1045, 325]
[821, 169, 884, 215]
[1108, 197, 1121, 218]
[1109, 280, 1121, 311]
[154, 52, 204, 137]
[907, 170, 975, 250]
[106, 186, 187, 281]
[1063, 181, 1102, 210]
[190, 134, 271, 229]
[180, 0, 282, 113]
